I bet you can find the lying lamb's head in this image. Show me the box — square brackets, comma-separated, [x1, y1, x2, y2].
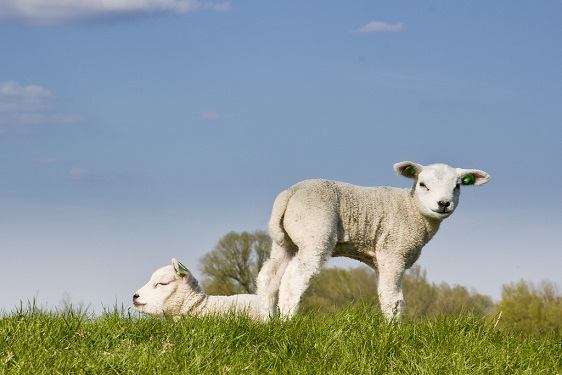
[394, 161, 490, 221]
[133, 258, 203, 316]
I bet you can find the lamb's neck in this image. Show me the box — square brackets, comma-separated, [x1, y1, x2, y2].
[420, 213, 442, 243]
[180, 291, 208, 315]
[405, 190, 442, 243]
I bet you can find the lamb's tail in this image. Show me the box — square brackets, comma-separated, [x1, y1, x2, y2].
[268, 188, 292, 246]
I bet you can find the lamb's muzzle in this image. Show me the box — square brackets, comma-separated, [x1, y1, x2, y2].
[132, 293, 144, 307]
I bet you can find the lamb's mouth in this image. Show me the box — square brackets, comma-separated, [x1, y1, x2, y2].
[133, 302, 146, 307]
[433, 209, 451, 216]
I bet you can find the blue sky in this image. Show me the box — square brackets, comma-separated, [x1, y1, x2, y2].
[1, 1, 561, 313]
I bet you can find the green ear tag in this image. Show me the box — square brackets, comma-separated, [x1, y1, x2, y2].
[462, 174, 475, 185]
[403, 165, 416, 176]
[178, 261, 190, 273]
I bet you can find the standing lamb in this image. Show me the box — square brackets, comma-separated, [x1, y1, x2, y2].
[256, 161, 490, 320]
[133, 258, 261, 318]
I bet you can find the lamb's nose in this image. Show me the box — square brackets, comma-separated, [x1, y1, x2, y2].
[133, 293, 139, 301]
[438, 200, 450, 208]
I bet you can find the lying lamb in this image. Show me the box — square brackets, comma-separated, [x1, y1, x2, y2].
[133, 258, 261, 318]
[256, 161, 490, 320]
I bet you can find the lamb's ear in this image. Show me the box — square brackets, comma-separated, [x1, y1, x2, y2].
[172, 258, 190, 278]
[457, 169, 491, 186]
[394, 161, 423, 179]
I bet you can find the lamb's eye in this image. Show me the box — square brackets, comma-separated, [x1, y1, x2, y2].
[156, 282, 170, 287]
[419, 182, 429, 190]
[455, 183, 461, 189]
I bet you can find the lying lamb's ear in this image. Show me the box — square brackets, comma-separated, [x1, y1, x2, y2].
[457, 169, 491, 186]
[172, 258, 190, 278]
[394, 161, 423, 179]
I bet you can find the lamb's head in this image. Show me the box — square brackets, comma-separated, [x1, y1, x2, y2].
[133, 258, 203, 316]
[394, 161, 490, 221]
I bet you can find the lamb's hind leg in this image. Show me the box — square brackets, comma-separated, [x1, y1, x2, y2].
[277, 246, 332, 319]
[256, 242, 293, 319]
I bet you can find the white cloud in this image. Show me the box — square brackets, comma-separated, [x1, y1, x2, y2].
[0, 82, 53, 113]
[0, 81, 83, 133]
[205, 2, 230, 12]
[0, 0, 231, 26]
[355, 21, 404, 33]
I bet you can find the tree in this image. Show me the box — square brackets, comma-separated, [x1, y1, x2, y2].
[300, 266, 379, 314]
[491, 280, 562, 335]
[403, 266, 493, 319]
[402, 265, 436, 318]
[199, 230, 271, 295]
[300, 264, 493, 319]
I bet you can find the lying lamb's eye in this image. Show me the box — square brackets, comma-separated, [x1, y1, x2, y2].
[155, 282, 170, 287]
[419, 182, 429, 191]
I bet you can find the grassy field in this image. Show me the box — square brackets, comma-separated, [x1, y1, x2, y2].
[1, 303, 560, 374]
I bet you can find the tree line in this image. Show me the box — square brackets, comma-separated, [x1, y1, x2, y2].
[200, 231, 562, 335]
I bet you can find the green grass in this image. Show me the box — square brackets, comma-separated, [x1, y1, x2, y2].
[1, 303, 560, 374]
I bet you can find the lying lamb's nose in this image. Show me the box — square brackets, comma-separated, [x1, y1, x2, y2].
[438, 200, 451, 208]
[133, 293, 139, 301]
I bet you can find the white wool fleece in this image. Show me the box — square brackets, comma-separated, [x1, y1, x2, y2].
[133, 258, 262, 319]
[257, 161, 490, 320]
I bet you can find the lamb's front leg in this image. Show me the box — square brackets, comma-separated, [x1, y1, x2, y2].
[376, 253, 406, 321]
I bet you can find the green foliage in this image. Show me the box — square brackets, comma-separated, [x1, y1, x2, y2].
[403, 266, 494, 319]
[2, 304, 560, 374]
[199, 230, 271, 295]
[301, 265, 561, 335]
[301, 265, 493, 320]
[301, 267, 379, 314]
[491, 280, 562, 335]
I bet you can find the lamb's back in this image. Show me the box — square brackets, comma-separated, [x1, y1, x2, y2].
[205, 294, 261, 317]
